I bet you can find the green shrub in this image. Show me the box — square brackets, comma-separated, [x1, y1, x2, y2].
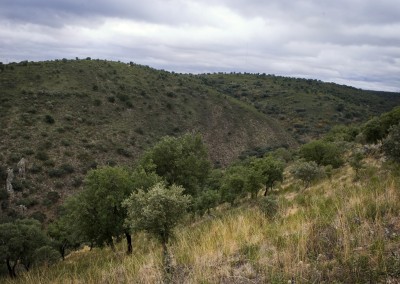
[291, 160, 323, 188]
[93, 99, 102, 106]
[382, 123, 400, 163]
[30, 211, 47, 223]
[46, 191, 60, 203]
[44, 115, 55, 124]
[258, 195, 278, 219]
[16, 197, 38, 208]
[300, 140, 343, 168]
[35, 151, 49, 161]
[116, 147, 131, 157]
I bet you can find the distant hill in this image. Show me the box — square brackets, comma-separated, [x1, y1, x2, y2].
[200, 72, 400, 142]
[0, 59, 399, 222]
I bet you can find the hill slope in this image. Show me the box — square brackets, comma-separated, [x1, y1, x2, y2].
[5, 156, 400, 283]
[0, 59, 295, 221]
[200, 73, 400, 141]
[1, 59, 400, 223]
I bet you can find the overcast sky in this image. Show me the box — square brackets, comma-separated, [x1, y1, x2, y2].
[1, 0, 399, 91]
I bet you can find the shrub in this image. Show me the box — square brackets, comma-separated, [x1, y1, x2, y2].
[35, 151, 49, 161]
[291, 160, 322, 188]
[93, 99, 102, 106]
[16, 197, 38, 208]
[30, 211, 47, 223]
[382, 123, 400, 163]
[258, 195, 278, 219]
[306, 222, 338, 260]
[46, 191, 60, 204]
[116, 148, 131, 157]
[300, 140, 343, 168]
[44, 115, 55, 124]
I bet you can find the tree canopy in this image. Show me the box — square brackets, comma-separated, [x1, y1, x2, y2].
[0, 219, 56, 278]
[62, 166, 134, 252]
[300, 140, 343, 168]
[140, 134, 211, 197]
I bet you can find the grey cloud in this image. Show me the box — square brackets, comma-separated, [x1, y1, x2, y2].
[0, 0, 399, 91]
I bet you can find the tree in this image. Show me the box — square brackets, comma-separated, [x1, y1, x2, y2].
[140, 134, 211, 197]
[300, 140, 343, 168]
[382, 123, 400, 163]
[291, 161, 322, 188]
[123, 183, 191, 273]
[363, 106, 400, 143]
[220, 165, 247, 205]
[0, 219, 56, 278]
[193, 189, 220, 215]
[63, 166, 134, 253]
[254, 156, 285, 196]
[47, 217, 81, 260]
[363, 117, 384, 143]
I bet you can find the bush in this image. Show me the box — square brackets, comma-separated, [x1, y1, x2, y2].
[258, 195, 278, 219]
[44, 115, 55, 124]
[16, 197, 38, 208]
[47, 191, 60, 202]
[35, 151, 49, 161]
[300, 140, 343, 168]
[291, 161, 323, 188]
[382, 123, 400, 163]
[30, 211, 47, 223]
[193, 189, 220, 215]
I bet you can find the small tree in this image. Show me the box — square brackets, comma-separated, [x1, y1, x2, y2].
[258, 156, 285, 196]
[47, 217, 81, 260]
[349, 150, 364, 179]
[0, 219, 56, 278]
[123, 183, 191, 274]
[291, 161, 322, 188]
[220, 165, 246, 205]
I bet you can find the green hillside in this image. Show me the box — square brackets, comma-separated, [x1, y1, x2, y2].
[201, 72, 400, 142]
[1, 59, 400, 283]
[0, 58, 399, 223]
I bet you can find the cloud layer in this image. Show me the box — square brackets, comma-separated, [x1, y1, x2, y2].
[1, 0, 399, 91]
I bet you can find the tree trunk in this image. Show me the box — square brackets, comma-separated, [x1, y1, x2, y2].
[109, 240, 116, 252]
[264, 186, 268, 196]
[125, 232, 132, 254]
[6, 258, 17, 278]
[162, 241, 172, 275]
[60, 244, 66, 260]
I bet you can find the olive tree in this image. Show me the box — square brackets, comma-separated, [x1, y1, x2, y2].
[123, 183, 191, 273]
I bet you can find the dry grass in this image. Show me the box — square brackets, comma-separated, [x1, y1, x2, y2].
[5, 160, 400, 283]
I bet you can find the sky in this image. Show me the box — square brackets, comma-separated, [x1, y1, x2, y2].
[1, 0, 399, 92]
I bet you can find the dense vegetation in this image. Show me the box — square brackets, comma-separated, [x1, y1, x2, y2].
[1, 59, 400, 282]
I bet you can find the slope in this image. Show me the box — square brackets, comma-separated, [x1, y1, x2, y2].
[200, 73, 400, 142]
[0, 59, 295, 221]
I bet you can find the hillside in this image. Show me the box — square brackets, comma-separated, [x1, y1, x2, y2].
[201, 73, 400, 142]
[5, 153, 400, 283]
[1, 59, 400, 223]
